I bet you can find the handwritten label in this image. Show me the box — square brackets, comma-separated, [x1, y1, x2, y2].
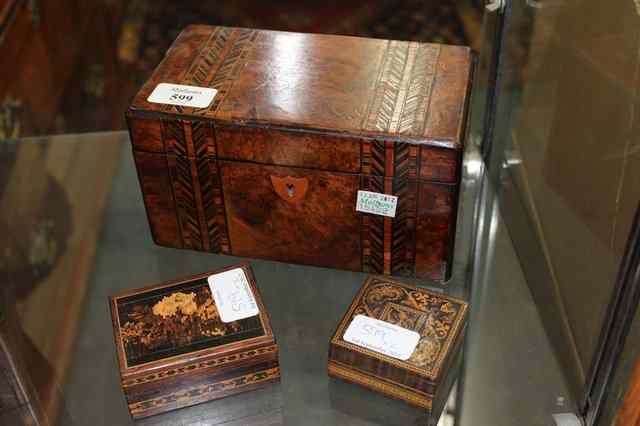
[343, 315, 420, 361]
[208, 268, 259, 323]
[356, 190, 398, 218]
[147, 83, 217, 108]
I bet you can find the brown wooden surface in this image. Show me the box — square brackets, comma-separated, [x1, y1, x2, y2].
[415, 183, 457, 281]
[614, 355, 640, 426]
[132, 150, 182, 248]
[0, 0, 124, 137]
[129, 25, 471, 146]
[129, 367, 280, 420]
[327, 276, 467, 410]
[132, 142, 458, 280]
[109, 263, 280, 419]
[216, 123, 363, 173]
[128, 25, 473, 281]
[328, 362, 433, 410]
[329, 335, 462, 417]
[419, 147, 461, 183]
[129, 117, 463, 282]
[220, 161, 362, 271]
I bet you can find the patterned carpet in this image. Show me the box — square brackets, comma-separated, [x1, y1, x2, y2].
[49, 0, 472, 136]
[125, 0, 469, 90]
[0, 0, 473, 139]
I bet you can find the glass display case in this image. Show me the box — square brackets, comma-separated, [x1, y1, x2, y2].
[1, 1, 639, 425]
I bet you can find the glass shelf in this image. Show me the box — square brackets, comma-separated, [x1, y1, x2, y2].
[1, 130, 576, 425]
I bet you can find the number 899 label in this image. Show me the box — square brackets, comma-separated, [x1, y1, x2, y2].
[147, 83, 217, 109]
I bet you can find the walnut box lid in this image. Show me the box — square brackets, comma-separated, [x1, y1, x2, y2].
[109, 263, 279, 419]
[128, 25, 472, 150]
[328, 276, 468, 410]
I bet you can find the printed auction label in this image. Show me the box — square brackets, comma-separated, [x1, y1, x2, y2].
[147, 83, 217, 108]
[343, 315, 420, 361]
[208, 268, 259, 323]
[356, 190, 398, 218]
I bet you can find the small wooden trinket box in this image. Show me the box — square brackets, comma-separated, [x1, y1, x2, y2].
[328, 276, 467, 413]
[109, 264, 279, 419]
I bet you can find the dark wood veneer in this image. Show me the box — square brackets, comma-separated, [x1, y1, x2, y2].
[127, 25, 473, 281]
[328, 276, 468, 411]
[109, 263, 280, 419]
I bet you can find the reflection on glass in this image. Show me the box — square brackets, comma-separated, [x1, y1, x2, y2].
[487, 0, 640, 410]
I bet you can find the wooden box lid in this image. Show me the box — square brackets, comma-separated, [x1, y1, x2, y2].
[328, 276, 468, 405]
[109, 263, 276, 380]
[128, 25, 472, 151]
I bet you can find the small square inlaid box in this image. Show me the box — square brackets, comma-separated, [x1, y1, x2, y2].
[328, 276, 468, 412]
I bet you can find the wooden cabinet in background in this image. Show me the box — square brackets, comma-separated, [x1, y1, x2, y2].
[0, 0, 126, 138]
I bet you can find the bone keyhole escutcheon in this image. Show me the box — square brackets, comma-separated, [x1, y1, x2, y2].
[270, 175, 309, 204]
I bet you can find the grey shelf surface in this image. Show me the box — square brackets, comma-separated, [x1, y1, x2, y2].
[3, 132, 574, 425]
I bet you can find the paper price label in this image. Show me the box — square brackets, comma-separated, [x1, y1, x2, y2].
[343, 315, 420, 361]
[147, 83, 217, 108]
[356, 191, 398, 218]
[208, 268, 259, 323]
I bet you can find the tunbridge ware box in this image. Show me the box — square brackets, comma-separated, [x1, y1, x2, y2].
[109, 264, 279, 419]
[328, 276, 467, 414]
[127, 25, 473, 281]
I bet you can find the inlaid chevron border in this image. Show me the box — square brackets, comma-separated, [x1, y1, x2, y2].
[359, 40, 437, 275]
[360, 141, 419, 276]
[362, 41, 440, 136]
[361, 175, 386, 274]
[162, 27, 257, 117]
[162, 119, 229, 253]
[186, 27, 232, 88]
[361, 139, 386, 176]
[391, 143, 419, 275]
[207, 28, 258, 114]
[397, 43, 440, 135]
[163, 26, 227, 115]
